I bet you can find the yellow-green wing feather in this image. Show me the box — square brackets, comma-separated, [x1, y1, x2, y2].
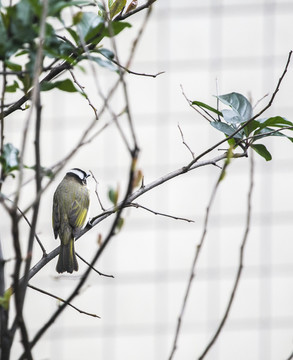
[52, 192, 61, 239]
[68, 186, 90, 230]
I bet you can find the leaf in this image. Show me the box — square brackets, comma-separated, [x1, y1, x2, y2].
[115, 217, 124, 234]
[65, 27, 80, 45]
[216, 92, 253, 123]
[102, 21, 131, 37]
[210, 121, 243, 139]
[5, 80, 19, 93]
[4, 60, 22, 72]
[90, 56, 117, 72]
[2, 143, 19, 168]
[97, 48, 115, 60]
[0, 143, 20, 175]
[40, 79, 78, 92]
[255, 116, 293, 131]
[252, 127, 293, 143]
[191, 100, 222, 117]
[251, 144, 272, 161]
[0, 288, 12, 310]
[48, 0, 90, 17]
[109, 0, 126, 19]
[76, 12, 105, 44]
[108, 187, 119, 206]
[222, 109, 243, 125]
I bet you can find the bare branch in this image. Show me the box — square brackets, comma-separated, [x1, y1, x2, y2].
[99, 52, 164, 78]
[114, 0, 157, 21]
[253, 93, 269, 109]
[76, 253, 114, 278]
[130, 202, 195, 223]
[180, 84, 213, 123]
[198, 151, 254, 359]
[89, 170, 106, 211]
[177, 123, 195, 159]
[168, 153, 231, 360]
[28, 284, 100, 318]
[69, 70, 99, 120]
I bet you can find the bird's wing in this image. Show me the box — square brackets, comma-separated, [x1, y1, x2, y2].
[52, 193, 61, 239]
[68, 188, 90, 230]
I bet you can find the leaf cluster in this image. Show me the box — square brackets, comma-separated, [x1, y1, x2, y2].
[192, 92, 293, 160]
[0, 0, 131, 95]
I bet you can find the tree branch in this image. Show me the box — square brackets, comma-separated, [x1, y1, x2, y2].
[8, 152, 242, 293]
[168, 151, 232, 360]
[18, 147, 139, 359]
[114, 0, 157, 21]
[198, 151, 254, 359]
[28, 284, 101, 319]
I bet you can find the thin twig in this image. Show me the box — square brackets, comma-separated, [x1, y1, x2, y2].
[177, 124, 195, 159]
[180, 84, 213, 123]
[130, 202, 195, 223]
[0, 61, 7, 190]
[114, 0, 157, 21]
[69, 69, 99, 120]
[76, 253, 114, 278]
[168, 153, 231, 360]
[198, 151, 254, 359]
[28, 284, 100, 318]
[245, 125, 293, 144]
[89, 170, 105, 211]
[253, 93, 269, 109]
[99, 52, 164, 78]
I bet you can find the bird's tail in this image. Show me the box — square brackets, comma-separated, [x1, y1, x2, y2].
[56, 226, 78, 274]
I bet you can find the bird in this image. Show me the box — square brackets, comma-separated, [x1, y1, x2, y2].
[52, 168, 90, 273]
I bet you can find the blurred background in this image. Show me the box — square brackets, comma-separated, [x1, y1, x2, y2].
[2, 0, 293, 359]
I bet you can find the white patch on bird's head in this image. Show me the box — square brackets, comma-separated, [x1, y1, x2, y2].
[67, 168, 90, 185]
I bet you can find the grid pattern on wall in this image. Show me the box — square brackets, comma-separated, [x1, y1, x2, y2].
[4, 1, 293, 360]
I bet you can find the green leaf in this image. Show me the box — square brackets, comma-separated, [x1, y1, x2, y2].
[65, 27, 80, 45]
[102, 21, 131, 37]
[5, 80, 19, 93]
[244, 119, 260, 136]
[109, 0, 126, 19]
[0, 288, 12, 310]
[222, 109, 243, 125]
[4, 60, 22, 72]
[90, 56, 117, 72]
[108, 187, 119, 206]
[115, 217, 124, 234]
[191, 100, 223, 117]
[210, 121, 243, 139]
[251, 144, 272, 161]
[0, 143, 20, 175]
[98, 48, 115, 60]
[77, 12, 105, 44]
[216, 92, 252, 123]
[48, 0, 90, 17]
[40, 79, 78, 92]
[252, 127, 293, 143]
[255, 116, 293, 131]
